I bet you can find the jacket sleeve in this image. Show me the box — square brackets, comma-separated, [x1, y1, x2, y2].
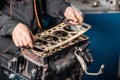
[46, 0, 70, 19]
[0, 11, 18, 36]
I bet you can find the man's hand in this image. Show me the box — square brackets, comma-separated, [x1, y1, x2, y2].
[64, 7, 83, 24]
[12, 23, 34, 48]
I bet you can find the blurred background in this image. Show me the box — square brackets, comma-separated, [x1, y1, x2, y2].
[70, 0, 120, 80]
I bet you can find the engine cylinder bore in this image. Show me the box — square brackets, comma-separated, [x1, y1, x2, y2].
[63, 25, 78, 32]
[33, 39, 48, 51]
[42, 35, 59, 45]
[53, 30, 68, 37]
[53, 30, 68, 41]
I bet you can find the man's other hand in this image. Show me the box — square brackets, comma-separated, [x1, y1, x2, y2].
[12, 23, 34, 48]
[64, 7, 83, 24]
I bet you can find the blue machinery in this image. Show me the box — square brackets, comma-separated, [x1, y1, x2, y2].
[84, 12, 120, 80]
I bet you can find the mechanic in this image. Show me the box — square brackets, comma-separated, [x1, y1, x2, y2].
[0, 0, 83, 54]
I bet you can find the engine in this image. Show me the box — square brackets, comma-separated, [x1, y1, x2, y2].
[0, 22, 104, 80]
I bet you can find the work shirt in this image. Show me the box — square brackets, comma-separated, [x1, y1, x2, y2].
[0, 0, 70, 54]
[0, 0, 69, 36]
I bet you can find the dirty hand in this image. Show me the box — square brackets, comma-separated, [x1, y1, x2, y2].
[64, 7, 83, 24]
[12, 23, 34, 48]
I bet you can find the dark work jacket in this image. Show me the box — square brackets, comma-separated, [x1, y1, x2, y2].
[0, 0, 69, 36]
[0, 0, 69, 54]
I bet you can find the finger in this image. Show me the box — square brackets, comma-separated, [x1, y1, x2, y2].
[66, 11, 78, 22]
[69, 13, 78, 22]
[32, 36, 36, 44]
[77, 14, 83, 23]
[74, 10, 83, 23]
[69, 20, 78, 25]
[29, 30, 34, 42]
[21, 36, 28, 47]
[25, 32, 33, 48]
[29, 30, 35, 47]
[17, 39, 24, 47]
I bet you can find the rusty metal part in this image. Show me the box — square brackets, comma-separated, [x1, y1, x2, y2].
[74, 48, 104, 76]
[21, 22, 91, 59]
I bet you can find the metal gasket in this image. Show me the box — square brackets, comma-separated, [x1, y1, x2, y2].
[22, 22, 91, 58]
